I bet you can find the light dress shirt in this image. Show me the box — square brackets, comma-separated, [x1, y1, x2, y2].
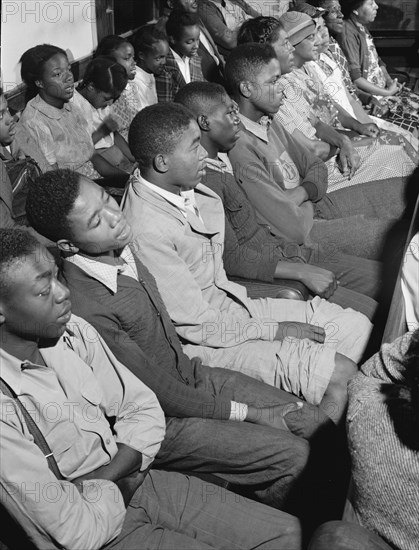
[65, 246, 138, 294]
[72, 89, 114, 149]
[171, 48, 192, 84]
[140, 170, 204, 222]
[0, 314, 165, 549]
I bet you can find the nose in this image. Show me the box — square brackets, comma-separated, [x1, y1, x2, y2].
[106, 205, 122, 227]
[54, 279, 70, 303]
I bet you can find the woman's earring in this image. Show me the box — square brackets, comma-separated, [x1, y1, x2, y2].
[353, 9, 358, 15]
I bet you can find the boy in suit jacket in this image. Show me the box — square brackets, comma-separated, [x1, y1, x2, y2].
[156, 11, 205, 102]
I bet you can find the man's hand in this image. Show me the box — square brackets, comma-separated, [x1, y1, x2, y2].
[246, 402, 303, 431]
[275, 322, 325, 343]
[297, 265, 338, 299]
[357, 122, 380, 137]
[385, 78, 399, 96]
[337, 141, 360, 179]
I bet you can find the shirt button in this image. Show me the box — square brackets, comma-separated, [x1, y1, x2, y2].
[184, 378, 190, 385]
[106, 438, 111, 445]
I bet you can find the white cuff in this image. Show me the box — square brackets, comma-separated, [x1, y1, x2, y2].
[229, 401, 248, 422]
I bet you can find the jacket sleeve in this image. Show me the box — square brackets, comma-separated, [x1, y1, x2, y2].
[0, 396, 126, 550]
[67, 289, 233, 420]
[228, 133, 314, 244]
[135, 227, 279, 347]
[339, 21, 364, 82]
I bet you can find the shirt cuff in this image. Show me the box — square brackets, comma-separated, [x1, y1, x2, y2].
[302, 181, 319, 202]
[229, 401, 248, 421]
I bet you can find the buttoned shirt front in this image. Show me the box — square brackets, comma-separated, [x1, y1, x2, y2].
[13, 95, 97, 177]
[0, 314, 165, 549]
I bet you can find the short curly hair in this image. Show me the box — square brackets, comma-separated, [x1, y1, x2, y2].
[26, 169, 81, 242]
[237, 16, 284, 46]
[174, 81, 229, 117]
[0, 228, 42, 300]
[225, 43, 277, 98]
[166, 11, 200, 41]
[128, 103, 195, 172]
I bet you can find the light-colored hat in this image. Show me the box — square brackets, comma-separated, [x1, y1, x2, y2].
[278, 11, 316, 45]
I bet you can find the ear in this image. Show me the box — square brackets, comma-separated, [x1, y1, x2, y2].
[86, 82, 96, 93]
[167, 0, 175, 9]
[167, 34, 176, 47]
[57, 239, 79, 254]
[153, 153, 169, 174]
[353, 9, 358, 15]
[197, 114, 209, 131]
[35, 79, 44, 90]
[239, 81, 252, 99]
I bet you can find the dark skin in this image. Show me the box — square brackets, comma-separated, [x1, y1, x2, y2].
[0, 247, 144, 507]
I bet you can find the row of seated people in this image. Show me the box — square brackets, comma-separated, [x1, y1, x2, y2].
[1, 99, 419, 549]
[0, 2, 418, 550]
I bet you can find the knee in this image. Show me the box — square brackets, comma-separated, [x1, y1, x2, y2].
[289, 438, 311, 479]
[331, 354, 358, 391]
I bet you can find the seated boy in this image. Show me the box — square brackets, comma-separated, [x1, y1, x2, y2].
[225, 43, 408, 260]
[26, 169, 340, 513]
[174, 81, 381, 320]
[0, 227, 303, 550]
[123, 101, 373, 424]
[155, 11, 204, 102]
[157, 0, 225, 83]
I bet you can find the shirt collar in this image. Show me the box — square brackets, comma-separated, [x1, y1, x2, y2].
[32, 95, 72, 120]
[238, 113, 270, 143]
[205, 153, 234, 174]
[65, 247, 138, 294]
[136, 170, 198, 219]
[0, 327, 76, 395]
[171, 48, 189, 65]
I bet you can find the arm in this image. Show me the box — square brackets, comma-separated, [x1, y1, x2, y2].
[288, 128, 333, 160]
[68, 314, 166, 470]
[90, 152, 129, 178]
[199, 1, 238, 50]
[114, 131, 135, 163]
[228, 135, 314, 243]
[354, 76, 398, 97]
[65, 286, 234, 420]
[0, 404, 126, 550]
[334, 102, 379, 137]
[134, 227, 280, 346]
[313, 121, 360, 178]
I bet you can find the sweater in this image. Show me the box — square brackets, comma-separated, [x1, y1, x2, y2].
[228, 116, 328, 243]
[347, 332, 419, 550]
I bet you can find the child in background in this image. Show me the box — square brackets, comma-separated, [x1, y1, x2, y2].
[155, 11, 204, 102]
[73, 56, 135, 174]
[13, 44, 99, 178]
[97, 30, 168, 141]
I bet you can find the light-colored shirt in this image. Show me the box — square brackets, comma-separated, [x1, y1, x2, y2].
[72, 89, 114, 149]
[171, 48, 191, 84]
[13, 95, 98, 178]
[140, 170, 203, 222]
[111, 66, 158, 140]
[0, 314, 165, 549]
[65, 246, 138, 294]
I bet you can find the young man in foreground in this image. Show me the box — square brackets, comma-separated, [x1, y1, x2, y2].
[0, 228, 302, 550]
